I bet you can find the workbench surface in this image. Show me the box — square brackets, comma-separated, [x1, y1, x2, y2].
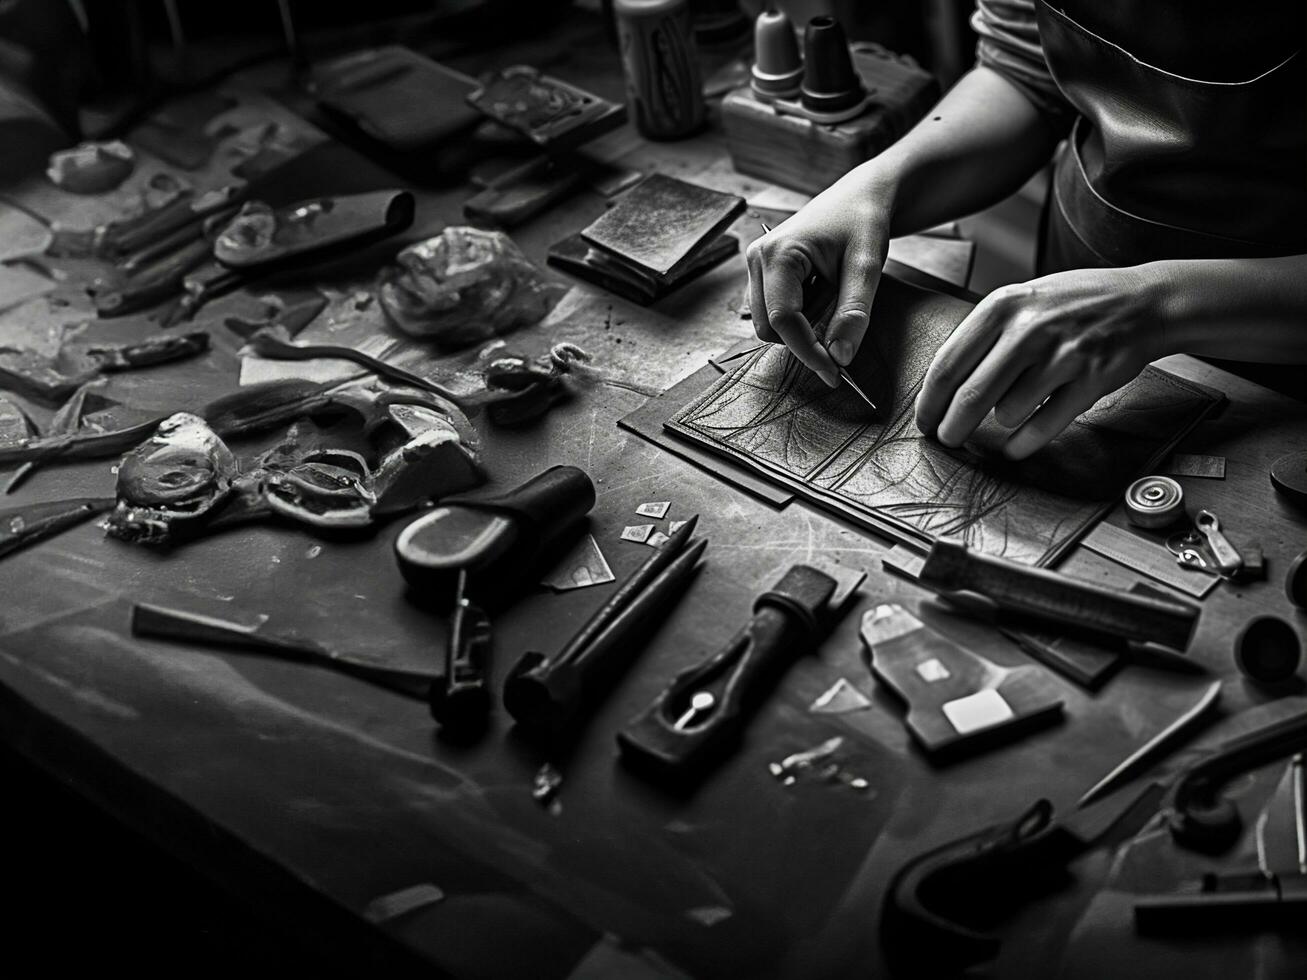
[1, 13, 1305, 980]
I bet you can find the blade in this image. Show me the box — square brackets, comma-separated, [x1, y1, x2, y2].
[1257, 753, 1307, 876]
[1077, 679, 1223, 808]
[0, 496, 115, 559]
[838, 367, 878, 411]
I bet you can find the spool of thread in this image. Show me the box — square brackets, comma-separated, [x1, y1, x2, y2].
[1235, 615, 1302, 685]
[750, 7, 803, 101]
[799, 15, 867, 122]
[614, 0, 704, 140]
[1124, 476, 1185, 529]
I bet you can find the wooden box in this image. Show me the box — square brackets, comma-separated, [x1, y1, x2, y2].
[722, 43, 939, 195]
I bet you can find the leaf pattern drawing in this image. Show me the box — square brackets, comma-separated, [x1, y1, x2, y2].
[666, 275, 1221, 566]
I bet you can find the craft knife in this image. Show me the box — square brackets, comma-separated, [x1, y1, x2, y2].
[758, 221, 878, 411]
[0, 496, 116, 560]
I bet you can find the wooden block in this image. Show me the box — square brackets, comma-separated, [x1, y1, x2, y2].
[722, 45, 938, 195]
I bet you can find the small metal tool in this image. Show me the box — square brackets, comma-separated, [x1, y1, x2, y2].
[1194, 509, 1243, 575]
[504, 518, 707, 733]
[396, 466, 598, 733]
[758, 221, 877, 411]
[429, 569, 493, 732]
[1076, 679, 1222, 809]
[675, 691, 716, 730]
[1124, 475, 1185, 529]
[1166, 529, 1214, 573]
[0, 496, 115, 560]
[131, 602, 433, 699]
[617, 563, 864, 776]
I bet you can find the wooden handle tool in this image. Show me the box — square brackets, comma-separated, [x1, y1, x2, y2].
[919, 538, 1200, 651]
[617, 563, 864, 776]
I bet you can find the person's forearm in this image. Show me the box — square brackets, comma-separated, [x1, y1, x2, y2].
[1148, 254, 1307, 363]
[846, 66, 1063, 237]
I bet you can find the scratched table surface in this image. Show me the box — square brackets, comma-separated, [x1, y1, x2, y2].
[2, 13, 1307, 980]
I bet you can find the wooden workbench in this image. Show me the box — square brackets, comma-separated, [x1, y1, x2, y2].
[1, 12, 1305, 979]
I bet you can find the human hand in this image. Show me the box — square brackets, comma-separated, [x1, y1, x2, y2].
[745, 170, 896, 386]
[914, 266, 1167, 459]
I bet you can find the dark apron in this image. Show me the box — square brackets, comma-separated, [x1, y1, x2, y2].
[1033, 1, 1307, 274]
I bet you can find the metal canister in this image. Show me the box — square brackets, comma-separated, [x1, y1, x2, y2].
[1124, 475, 1186, 528]
[614, 0, 704, 140]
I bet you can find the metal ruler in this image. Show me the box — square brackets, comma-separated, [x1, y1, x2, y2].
[1082, 522, 1219, 599]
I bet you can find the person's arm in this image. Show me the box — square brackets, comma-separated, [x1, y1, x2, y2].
[913, 254, 1307, 461]
[746, 65, 1062, 385]
[1158, 255, 1307, 362]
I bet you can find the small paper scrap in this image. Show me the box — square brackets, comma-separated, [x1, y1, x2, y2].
[645, 531, 672, 549]
[669, 520, 688, 534]
[636, 501, 671, 519]
[621, 524, 654, 543]
[1164, 453, 1226, 479]
[542, 533, 616, 591]
[533, 763, 563, 809]
[364, 883, 445, 923]
[809, 677, 872, 715]
[684, 906, 733, 927]
[768, 736, 871, 791]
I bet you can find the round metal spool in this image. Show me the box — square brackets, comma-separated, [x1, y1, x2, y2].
[1271, 451, 1307, 508]
[1125, 476, 1185, 529]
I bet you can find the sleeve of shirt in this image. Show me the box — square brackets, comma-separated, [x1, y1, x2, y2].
[972, 0, 1077, 135]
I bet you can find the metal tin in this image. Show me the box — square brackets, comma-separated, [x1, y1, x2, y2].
[614, 0, 704, 140]
[1235, 615, 1302, 685]
[1124, 475, 1185, 528]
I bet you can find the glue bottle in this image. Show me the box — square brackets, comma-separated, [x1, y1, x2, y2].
[614, 0, 705, 140]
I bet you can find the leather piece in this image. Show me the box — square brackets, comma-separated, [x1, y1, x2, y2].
[666, 273, 1223, 567]
[579, 174, 745, 284]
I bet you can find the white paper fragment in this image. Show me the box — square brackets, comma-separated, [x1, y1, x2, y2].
[621, 524, 654, 543]
[636, 501, 670, 519]
[942, 689, 1014, 735]
[776, 736, 843, 774]
[533, 763, 563, 807]
[684, 906, 733, 927]
[769, 735, 872, 791]
[916, 658, 950, 683]
[645, 531, 672, 549]
[364, 883, 445, 923]
[542, 533, 616, 591]
[809, 677, 872, 715]
[669, 520, 688, 534]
